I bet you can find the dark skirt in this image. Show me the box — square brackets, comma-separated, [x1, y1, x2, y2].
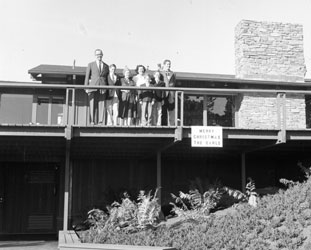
[118, 96, 135, 119]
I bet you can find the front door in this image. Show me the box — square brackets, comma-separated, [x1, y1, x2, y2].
[0, 163, 58, 235]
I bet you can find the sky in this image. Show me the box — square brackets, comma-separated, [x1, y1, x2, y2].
[0, 0, 310, 82]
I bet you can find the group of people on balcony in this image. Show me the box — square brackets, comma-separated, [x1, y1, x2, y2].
[84, 49, 176, 126]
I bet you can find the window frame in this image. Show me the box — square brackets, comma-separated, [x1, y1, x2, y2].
[33, 94, 65, 125]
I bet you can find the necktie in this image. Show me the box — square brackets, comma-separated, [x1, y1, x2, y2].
[99, 62, 102, 73]
[166, 72, 169, 96]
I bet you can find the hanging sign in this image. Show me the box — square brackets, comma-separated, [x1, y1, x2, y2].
[191, 126, 223, 147]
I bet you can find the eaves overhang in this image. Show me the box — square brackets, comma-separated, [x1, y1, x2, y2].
[28, 64, 311, 88]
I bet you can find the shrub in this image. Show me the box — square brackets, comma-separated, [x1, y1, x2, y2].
[81, 176, 311, 249]
[79, 189, 162, 243]
[223, 177, 258, 207]
[170, 178, 223, 220]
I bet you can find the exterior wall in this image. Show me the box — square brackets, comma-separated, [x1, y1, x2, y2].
[236, 93, 306, 129]
[161, 156, 241, 205]
[0, 162, 60, 234]
[69, 151, 309, 223]
[235, 20, 307, 129]
[69, 154, 242, 222]
[71, 158, 157, 222]
[285, 94, 306, 129]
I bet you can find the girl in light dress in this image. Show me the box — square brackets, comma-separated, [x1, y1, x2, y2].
[105, 64, 120, 126]
[132, 65, 152, 126]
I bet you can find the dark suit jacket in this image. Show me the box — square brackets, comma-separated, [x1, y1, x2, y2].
[106, 74, 121, 100]
[160, 70, 176, 103]
[84, 61, 109, 93]
[153, 80, 165, 102]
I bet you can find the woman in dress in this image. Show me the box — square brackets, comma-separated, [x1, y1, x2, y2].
[132, 65, 149, 126]
[151, 71, 165, 126]
[118, 67, 135, 126]
[105, 64, 120, 126]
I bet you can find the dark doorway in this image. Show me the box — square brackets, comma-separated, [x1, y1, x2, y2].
[0, 162, 59, 236]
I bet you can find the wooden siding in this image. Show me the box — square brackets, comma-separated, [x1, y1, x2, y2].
[71, 158, 157, 222]
[0, 163, 59, 234]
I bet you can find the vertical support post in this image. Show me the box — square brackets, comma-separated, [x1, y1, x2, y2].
[64, 88, 70, 125]
[69, 160, 73, 228]
[234, 95, 239, 128]
[32, 95, 37, 124]
[282, 93, 286, 134]
[180, 91, 184, 126]
[241, 152, 246, 193]
[174, 91, 178, 126]
[203, 95, 207, 126]
[157, 151, 162, 205]
[277, 93, 281, 130]
[72, 89, 76, 125]
[62, 101, 66, 125]
[48, 95, 52, 125]
[63, 140, 71, 231]
[277, 92, 286, 143]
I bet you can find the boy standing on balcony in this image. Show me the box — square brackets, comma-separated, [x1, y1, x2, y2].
[84, 49, 109, 125]
[152, 71, 165, 126]
[160, 59, 176, 126]
[138, 74, 154, 126]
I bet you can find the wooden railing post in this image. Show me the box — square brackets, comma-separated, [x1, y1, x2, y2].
[157, 151, 161, 205]
[203, 95, 208, 126]
[174, 91, 184, 126]
[63, 139, 72, 231]
[72, 88, 76, 125]
[277, 92, 286, 143]
[241, 152, 246, 193]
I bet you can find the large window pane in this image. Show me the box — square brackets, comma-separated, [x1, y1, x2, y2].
[184, 95, 203, 126]
[51, 97, 64, 125]
[183, 95, 234, 127]
[36, 96, 64, 125]
[37, 97, 49, 125]
[0, 94, 32, 124]
[206, 96, 233, 127]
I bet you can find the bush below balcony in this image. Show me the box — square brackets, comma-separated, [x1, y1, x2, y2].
[79, 175, 311, 250]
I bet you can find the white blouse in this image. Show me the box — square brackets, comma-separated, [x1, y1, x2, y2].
[133, 74, 148, 87]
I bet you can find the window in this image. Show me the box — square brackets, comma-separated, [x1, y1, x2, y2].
[184, 95, 203, 126]
[206, 96, 234, 127]
[36, 96, 65, 125]
[0, 94, 33, 124]
[37, 97, 49, 125]
[51, 97, 64, 125]
[184, 95, 234, 127]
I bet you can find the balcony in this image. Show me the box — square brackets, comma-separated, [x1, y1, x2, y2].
[0, 81, 311, 160]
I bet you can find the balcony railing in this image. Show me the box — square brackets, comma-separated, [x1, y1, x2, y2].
[0, 82, 310, 130]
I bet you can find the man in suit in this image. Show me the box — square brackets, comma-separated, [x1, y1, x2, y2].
[84, 49, 109, 125]
[160, 59, 176, 126]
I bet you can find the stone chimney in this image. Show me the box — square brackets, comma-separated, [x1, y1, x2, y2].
[234, 20, 307, 129]
[235, 20, 306, 82]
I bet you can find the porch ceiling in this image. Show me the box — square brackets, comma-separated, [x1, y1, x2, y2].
[0, 127, 311, 161]
[70, 137, 174, 159]
[70, 136, 311, 160]
[161, 137, 311, 159]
